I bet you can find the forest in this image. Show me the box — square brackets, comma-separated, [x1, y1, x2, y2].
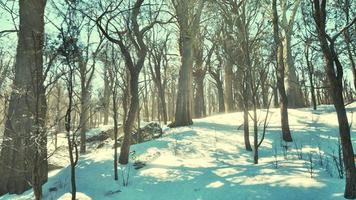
[0, 0, 355, 199]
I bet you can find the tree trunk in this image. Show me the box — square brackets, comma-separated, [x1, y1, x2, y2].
[158, 83, 168, 124]
[172, 36, 194, 127]
[284, 34, 304, 108]
[305, 46, 317, 110]
[224, 60, 234, 112]
[79, 59, 90, 154]
[194, 75, 206, 118]
[119, 72, 140, 164]
[79, 88, 89, 154]
[312, 1, 356, 198]
[243, 108, 252, 151]
[253, 99, 258, 164]
[0, 0, 48, 195]
[112, 91, 119, 180]
[103, 68, 110, 125]
[272, 0, 292, 142]
[273, 84, 279, 108]
[55, 84, 62, 149]
[217, 82, 225, 113]
[143, 66, 150, 122]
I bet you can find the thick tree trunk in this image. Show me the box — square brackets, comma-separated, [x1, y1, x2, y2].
[172, 36, 194, 127]
[0, 0, 47, 195]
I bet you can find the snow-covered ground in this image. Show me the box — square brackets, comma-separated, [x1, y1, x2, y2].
[1, 103, 356, 200]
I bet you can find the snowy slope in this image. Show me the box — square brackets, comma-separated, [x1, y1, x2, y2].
[1, 103, 356, 200]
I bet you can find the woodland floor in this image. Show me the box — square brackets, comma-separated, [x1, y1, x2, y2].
[1, 103, 356, 200]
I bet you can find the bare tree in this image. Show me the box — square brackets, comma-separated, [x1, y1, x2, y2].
[279, 0, 305, 108]
[169, 0, 205, 127]
[95, 0, 168, 164]
[272, 0, 293, 142]
[312, 1, 356, 198]
[78, 23, 104, 154]
[147, 32, 170, 124]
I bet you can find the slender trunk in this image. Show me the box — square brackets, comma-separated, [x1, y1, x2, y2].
[253, 99, 258, 164]
[217, 82, 225, 113]
[79, 83, 89, 154]
[194, 75, 205, 118]
[119, 72, 140, 164]
[261, 82, 268, 108]
[103, 70, 110, 125]
[112, 91, 118, 180]
[55, 84, 62, 149]
[158, 83, 168, 124]
[143, 67, 150, 121]
[312, 1, 356, 197]
[224, 60, 234, 112]
[272, 0, 292, 142]
[243, 108, 252, 151]
[305, 47, 317, 110]
[65, 65, 78, 200]
[273, 85, 279, 108]
[284, 34, 304, 108]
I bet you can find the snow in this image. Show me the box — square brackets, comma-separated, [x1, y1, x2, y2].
[1, 103, 356, 200]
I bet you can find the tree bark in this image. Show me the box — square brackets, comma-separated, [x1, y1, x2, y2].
[284, 34, 304, 108]
[312, 1, 356, 198]
[194, 71, 206, 118]
[103, 66, 111, 125]
[0, 0, 48, 195]
[272, 0, 292, 142]
[119, 72, 140, 164]
[173, 36, 194, 126]
[224, 60, 234, 112]
[305, 45, 317, 110]
[79, 59, 90, 154]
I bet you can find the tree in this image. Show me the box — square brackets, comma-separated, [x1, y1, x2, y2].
[0, 0, 48, 198]
[147, 32, 170, 124]
[272, 0, 293, 142]
[170, 0, 205, 127]
[312, 1, 356, 198]
[208, 48, 225, 113]
[192, 29, 207, 118]
[95, 0, 167, 164]
[78, 24, 103, 154]
[279, 0, 305, 108]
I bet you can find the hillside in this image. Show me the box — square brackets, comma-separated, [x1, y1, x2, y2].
[1, 104, 356, 200]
